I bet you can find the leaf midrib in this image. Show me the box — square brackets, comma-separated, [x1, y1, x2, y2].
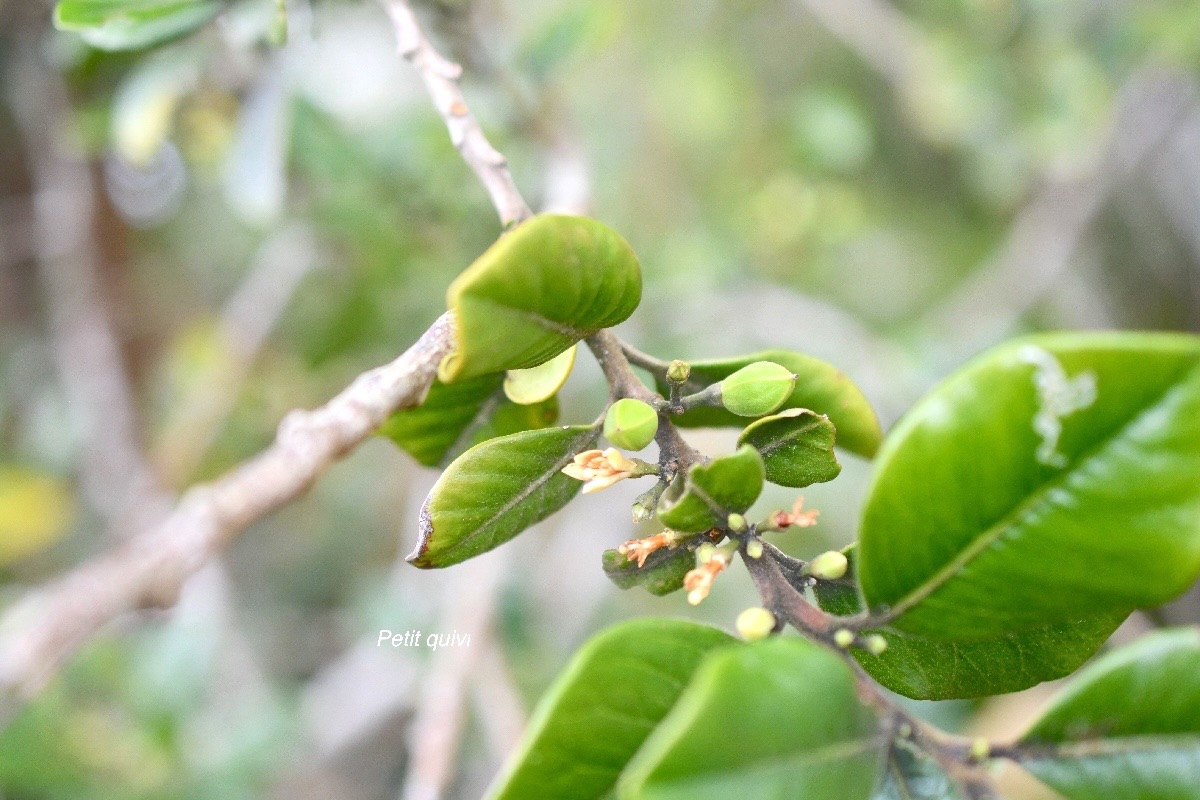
[877, 358, 1200, 622]
[1022, 732, 1200, 761]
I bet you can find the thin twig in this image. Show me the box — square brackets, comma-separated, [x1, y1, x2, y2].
[380, 0, 532, 228]
[0, 313, 455, 706]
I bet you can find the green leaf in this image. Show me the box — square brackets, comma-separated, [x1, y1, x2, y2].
[873, 742, 962, 800]
[602, 546, 694, 596]
[1019, 628, 1200, 800]
[657, 445, 764, 533]
[738, 408, 841, 488]
[409, 425, 599, 568]
[503, 345, 577, 405]
[815, 547, 1125, 700]
[443, 215, 642, 381]
[657, 350, 881, 458]
[617, 637, 884, 800]
[467, 396, 560, 447]
[54, 0, 220, 51]
[485, 619, 735, 800]
[858, 332, 1200, 640]
[378, 374, 504, 467]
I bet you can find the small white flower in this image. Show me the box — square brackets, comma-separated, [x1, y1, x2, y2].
[562, 448, 641, 494]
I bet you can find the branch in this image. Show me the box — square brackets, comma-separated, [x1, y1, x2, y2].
[380, 0, 533, 228]
[0, 313, 455, 705]
[741, 538, 1001, 799]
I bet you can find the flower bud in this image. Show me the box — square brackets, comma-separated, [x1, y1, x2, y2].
[603, 398, 659, 451]
[726, 512, 747, 532]
[695, 542, 717, 564]
[666, 359, 691, 384]
[969, 738, 991, 762]
[833, 629, 855, 649]
[719, 361, 796, 417]
[805, 550, 849, 581]
[736, 607, 776, 641]
[863, 634, 888, 656]
[745, 539, 764, 559]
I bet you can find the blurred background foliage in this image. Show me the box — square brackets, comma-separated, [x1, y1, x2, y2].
[2, 0, 1200, 797]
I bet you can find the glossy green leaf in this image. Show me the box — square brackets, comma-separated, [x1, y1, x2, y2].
[657, 350, 881, 457]
[485, 619, 735, 800]
[617, 637, 885, 800]
[442, 215, 642, 381]
[467, 396, 560, 448]
[1020, 627, 1200, 800]
[738, 408, 841, 488]
[657, 445, 764, 533]
[873, 742, 961, 800]
[378, 374, 504, 467]
[815, 547, 1125, 700]
[409, 425, 599, 568]
[859, 332, 1200, 639]
[54, 0, 220, 51]
[503, 345, 577, 405]
[602, 546, 694, 596]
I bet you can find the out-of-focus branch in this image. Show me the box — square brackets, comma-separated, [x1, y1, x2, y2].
[920, 71, 1193, 356]
[380, 0, 533, 228]
[795, 0, 923, 88]
[8, 57, 172, 538]
[0, 312, 454, 705]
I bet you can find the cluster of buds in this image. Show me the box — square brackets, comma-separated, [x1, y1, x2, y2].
[617, 530, 681, 567]
[561, 448, 655, 494]
[766, 496, 820, 530]
[683, 541, 737, 606]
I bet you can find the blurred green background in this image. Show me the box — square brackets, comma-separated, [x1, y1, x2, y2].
[2, 0, 1200, 797]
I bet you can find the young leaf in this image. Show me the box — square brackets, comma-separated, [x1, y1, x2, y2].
[484, 619, 735, 800]
[738, 408, 841, 488]
[814, 547, 1125, 700]
[602, 546, 694, 596]
[657, 445, 765, 533]
[54, 0, 220, 51]
[409, 425, 599, 568]
[617, 637, 885, 800]
[1019, 627, 1200, 800]
[503, 345, 577, 405]
[657, 350, 881, 457]
[858, 332, 1200, 640]
[442, 215, 642, 381]
[378, 374, 504, 467]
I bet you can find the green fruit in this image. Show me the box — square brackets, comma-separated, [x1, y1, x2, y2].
[604, 399, 659, 450]
[719, 361, 796, 417]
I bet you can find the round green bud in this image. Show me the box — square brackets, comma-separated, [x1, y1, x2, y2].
[666, 359, 691, 384]
[806, 550, 849, 581]
[719, 361, 796, 417]
[695, 542, 717, 565]
[726, 512, 747, 532]
[833, 629, 855, 649]
[745, 539, 764, 559]
[736, 607, 776, 641]
[969, 738, 991, 762]
[603, 398, 659, 450]
[863, 634, 888, 656]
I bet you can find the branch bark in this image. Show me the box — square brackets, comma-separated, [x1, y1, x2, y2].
[380, 0, 532, 228]
[0, 312, 454, 706]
